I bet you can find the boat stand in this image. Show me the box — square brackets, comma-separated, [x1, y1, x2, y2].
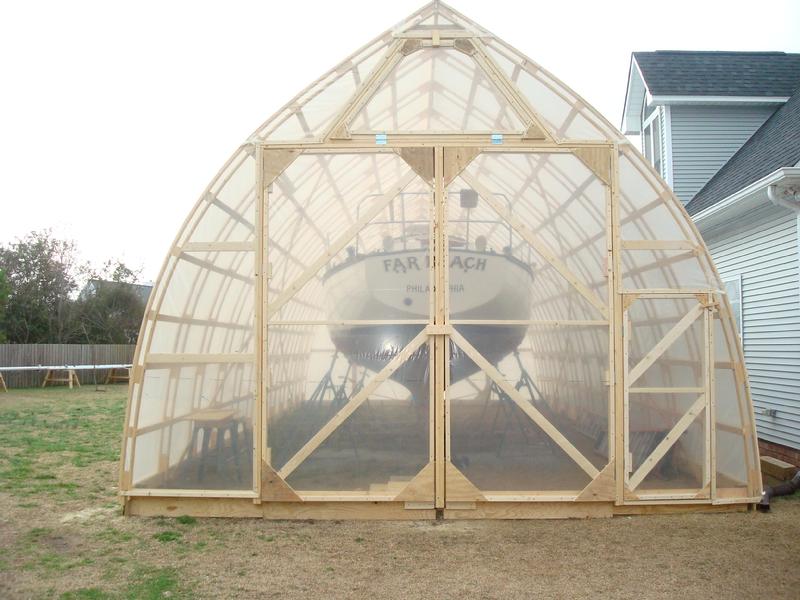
[478, 353, 559, 459]
[307, 352, 369, 459]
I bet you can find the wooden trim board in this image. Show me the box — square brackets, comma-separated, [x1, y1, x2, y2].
[124, 496, 751, 519]
[126, 497, 436, 520]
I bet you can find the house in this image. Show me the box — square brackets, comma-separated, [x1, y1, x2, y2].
[623, 51, 800, 204]
[622, 51, 800, 464]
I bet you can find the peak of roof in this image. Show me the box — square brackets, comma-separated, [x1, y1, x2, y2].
[686, 88, 800, 215]
[633, 51, 800, 97]
[639, 50, 794, 56]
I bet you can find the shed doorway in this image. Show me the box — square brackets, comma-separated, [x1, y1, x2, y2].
[260, 147, 616, 514]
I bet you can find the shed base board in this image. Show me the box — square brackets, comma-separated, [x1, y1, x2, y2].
[124, 497, 754, 519]
[444, 502, 613, 519]
[125, 498, 435, 520]
[613, 502, 751, 515]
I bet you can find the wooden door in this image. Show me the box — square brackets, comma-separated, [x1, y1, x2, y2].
[438, 149, 615, 510]
[260, 148, 439, 506]
[621, 293, 714, 502]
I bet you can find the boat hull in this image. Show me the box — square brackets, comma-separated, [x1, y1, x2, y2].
[323, 249, 533, 396]
[328, 323, 527, 400]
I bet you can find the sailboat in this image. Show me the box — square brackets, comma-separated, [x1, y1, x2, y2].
[322, 192, 533, 397]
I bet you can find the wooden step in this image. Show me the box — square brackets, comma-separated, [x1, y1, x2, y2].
[761, 456, 798, 481]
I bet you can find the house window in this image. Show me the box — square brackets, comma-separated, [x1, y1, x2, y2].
[722, 275, 743, 338]
[652, 117, 662, 175]
[641, 111, 663, 176]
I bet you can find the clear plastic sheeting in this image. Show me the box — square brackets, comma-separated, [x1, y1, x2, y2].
[713, 310, 755, 488]
[483, 39, 623, 143]
[627, 298, 706, 389]
[398, 5, 491, 37]
[131, 362, 255, 490]
[455, 152, 608, 321]
[450, 323, 609, 491]
[124, 144, 257, 492]
[266, 152, 432, 323]
[267, 324, 429, 485]
[285, 375, 430, 493]
[256, 38, 392, 142]
[449, 366, 594, 492]
[120, 1, 760, 510]
[350, 48, 526, 133]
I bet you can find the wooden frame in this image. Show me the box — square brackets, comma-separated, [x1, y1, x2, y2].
[622, 293, 715, 501]
[118, 1, 761, 518]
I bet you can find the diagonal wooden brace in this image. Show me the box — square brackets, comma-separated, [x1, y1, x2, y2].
[460, 172, 608, 320]
[627, 302, 704, 385]
[276, 328, 429, 479]
[628, 394, 706, 490]
[450, 329, 600, 479]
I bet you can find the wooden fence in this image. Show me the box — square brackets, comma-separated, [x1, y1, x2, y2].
[0, 344, 135, 388]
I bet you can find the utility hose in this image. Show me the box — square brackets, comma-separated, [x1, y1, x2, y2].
[758, 469, 800, 511]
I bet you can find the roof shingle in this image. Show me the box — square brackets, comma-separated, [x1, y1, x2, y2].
[686, 89, 800, 215]
[634, 51, 800, 97]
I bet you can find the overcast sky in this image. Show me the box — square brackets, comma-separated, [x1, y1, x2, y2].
[2, 0, 799, 281]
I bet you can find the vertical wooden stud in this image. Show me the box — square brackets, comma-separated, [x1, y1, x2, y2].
[609, 145, 626, 504]
[707, 294, 717, 500]
[442, 151, 452, 469]
[433, 145, 446, 509]
[427, 174, 436, 468]
[254, 144, 265, 502]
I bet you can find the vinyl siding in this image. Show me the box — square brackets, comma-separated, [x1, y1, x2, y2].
[670, 105, 777, 203]
[705, 205, 800, 450]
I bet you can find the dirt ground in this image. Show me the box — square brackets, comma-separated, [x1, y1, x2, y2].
[1, 387, 799, 599]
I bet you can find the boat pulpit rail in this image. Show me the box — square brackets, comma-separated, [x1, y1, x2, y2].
[352, 190, 520, 256]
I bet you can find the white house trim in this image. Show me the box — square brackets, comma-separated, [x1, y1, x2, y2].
[692, 167, 800, 234]
[651, 95, 789, 105]
[663, 105, 674, 187]
[622, 59, 650, 134]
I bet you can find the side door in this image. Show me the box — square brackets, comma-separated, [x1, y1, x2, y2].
[622, 293, 715, 502]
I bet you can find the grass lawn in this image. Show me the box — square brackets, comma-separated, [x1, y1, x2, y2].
[1, 386, 799, 599]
